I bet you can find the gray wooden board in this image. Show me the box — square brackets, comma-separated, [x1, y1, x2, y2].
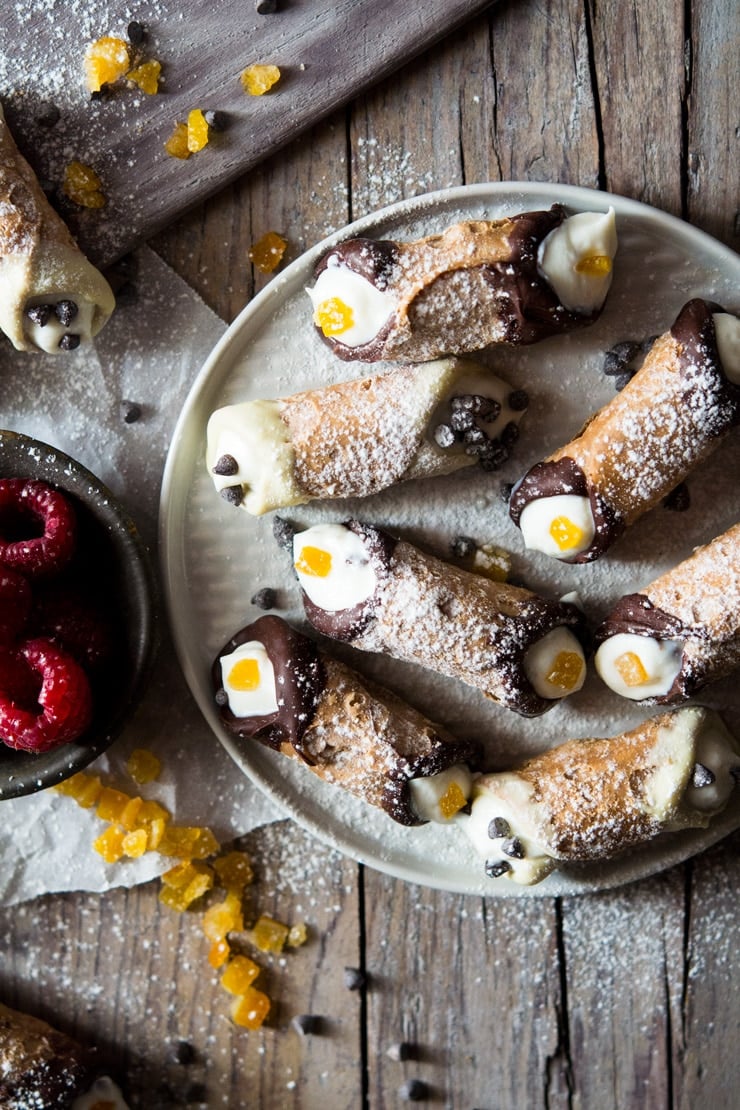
[0, 0, 496, 267]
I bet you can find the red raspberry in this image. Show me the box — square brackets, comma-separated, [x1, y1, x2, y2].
[0, 479, 76, 579]
[30, 584, 115, 671]
[0, 567, 32, 645]
[0, 637, 93, 753]
[0, 646, 41, 707]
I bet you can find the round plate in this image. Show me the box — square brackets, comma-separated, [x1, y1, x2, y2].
[159, 182, 740, 896]
[0, 429, 157, 798]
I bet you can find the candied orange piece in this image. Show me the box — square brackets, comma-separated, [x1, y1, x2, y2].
[122, 828, 148, 858]
[549, 516, 584, 553]
[126, 748, 161, 785]
[545, 651, 584, 691]
[187, 108, 210, 152]
[162, 860, 205, 890]
[240, 63, 281, 96]
[158, 886, 192, 913]
[213, 851, 255, 894]
[314, 297, 354, 337]
[127, 59, 162, 94]
[249, 231, 288, 274]
[252, 914, 289, 953]
[575, 254, 612, 276]
[54, 771, 103, 808]
[84, 36, 131, 92]
[471, 543, 511, 583]
[231, 987, 270, 1029]
[438, 781, 467, 820]
[94, 825, 125, 864]
[119, 795, 144, 831]
[158, 825, 220, 860]
[287, 922, 308, 948]
[202, 892, 244, 941]
[615, 651, 649, 687]
[145, 817, 167, 851]
[226, 658, 261, 692]
[63, 161, 106, 208]
[221, 955, 261, 995]
[208, 939, 231, 969]
[96, 785, 133, 823]
[165, 122, 191, 160]
[135, 798, 171, 826]
[294, 546, 332, 578]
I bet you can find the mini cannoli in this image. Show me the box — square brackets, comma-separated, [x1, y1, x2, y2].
[212, 614, 478, 826]
[206, 357, 528, 514]
[594, 523, 740, 703]
[291, 520, 589, 717]
[0, 103, 115, 353]
[306, 205, 618, 363]
[509, 300, 740, 562]
[462, 706, 739, 885]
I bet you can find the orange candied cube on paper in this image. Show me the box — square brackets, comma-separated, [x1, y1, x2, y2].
[95, 785, 133, 823]
[126, 747, 161, 784]
[221, 955, 261, 995]
[84, 35, 131, 92]
[122, 828, 148, 859]
[252, 914, 289, 953]
[93, 824, 125, 864]
[158, 824, 220, 860]
[53, 771, 102, 809]
[231, 986, 271, 1030]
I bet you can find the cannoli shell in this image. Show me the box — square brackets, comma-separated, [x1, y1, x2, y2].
[213, 615, 478, 825]
[596, 522, 740, 702]
[0, 103, 114, 352]
[0, 1000, 94, 1107]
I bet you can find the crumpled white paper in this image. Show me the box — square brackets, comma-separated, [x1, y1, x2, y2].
[0, 247, 282, 905]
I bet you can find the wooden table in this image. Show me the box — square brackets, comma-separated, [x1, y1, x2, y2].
[2, 1, 738, 1106]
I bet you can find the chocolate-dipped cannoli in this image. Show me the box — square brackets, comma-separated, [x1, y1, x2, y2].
[291, 521, 589, 717]
[594, 523, 740, 703]
[509, 300, 740, 562]
[212, 615, 478, 826]
[0, 103, 115, 353]
[462, 706, 739, 885]
[206, 357, 527, 514]
[306, 205, 617, 363]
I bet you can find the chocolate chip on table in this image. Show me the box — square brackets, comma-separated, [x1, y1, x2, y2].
[613, 370, 635, 392]
[386, 1041, 414, 1062]
[399, 1078, 430, 1102]
[127, 20, 147, 44]
[251, 587, 277, 610]
[603, 340, 641, 376]
[292, 1013, 322, 1036]
[120, 400, 142, 424]
[26, 304, 52, 327]
[485, 859, 511, 878]
[692, 763, 716, 789]
[508, 388, 529, 411]
[450, 535, 476, 558]
[500, 481, 514, 503]
[55, 300, 78, 326]
[58, 334, 80, 351]
[487, 816, 510, 839]
[478, 442, 509, 471]
[220, 485, 243, 506]
[256, 0, 278, 12]
[343, 966, 365, 991]
[204, 110, 229, 131]
[174, 1039, 196, 1065]
[272, 515, 296, 551]
[501, 421, 520, 447]
[663, 482, 690, 512]
[212, 453, 239, 476]
[433, 422, 456, 449]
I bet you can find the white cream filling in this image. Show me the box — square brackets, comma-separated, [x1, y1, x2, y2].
[523, 626, 586, 700]
[307, 262, 396, 347]
[461, 781, 555, 885]
[205, 400, 302, 515]
[684, 724, 738, 813]
[73, 1076, 130, 1109]
[714, 312, 740, 384]
[538, 208, 617, 314]
[24, 294, 95, 352]
[408, 763, 473, 823]
[595, 632, 684, 700]
[219, 642, 279, 717]
[293, 523, 377, 611]
[518, 493, 595, 558]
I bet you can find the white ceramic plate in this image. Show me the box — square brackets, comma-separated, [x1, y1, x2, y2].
[159, 182, 740, 897]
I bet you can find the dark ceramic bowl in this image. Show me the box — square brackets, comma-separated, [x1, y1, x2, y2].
[0, 429, 156, 799]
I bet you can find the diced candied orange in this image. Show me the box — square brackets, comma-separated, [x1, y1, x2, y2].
[549, 516, 584, 553]
[249, 231, 288, 274]
[126, 748, 161, 785]
[84, 36, 131, 92]
[96, 785, 133, 823]
[226, 658, 261, 692]
[127, 59, 162, 95]
[158, 885, 192, 912]
[94, 824, 125, 864]
[187, 108, 210, 152]
[164, 122, 191, 160]
[314, 297, 354, 337]
[545, 651, 584, 692]
[471, 543, 511, 583]
[240, 63, 281, 96]
[122, 828, 148, 858]
[231, 987, 270, 1029]
[221, 955, 261, 995]
[615, 651, 649, 687]
[252, 914, 289, 953]
[202, 892, 244, 941]
[119, 795, 144, 831]
[575, 254, 612, 276]
[162, 860, 204, 890]
[208, 939, 231, 969]
[158, 825, 220, 860]
[438, 781, 467, 820]
[54, 771, 103, 808]
[213, 851, 255, 894]
[63, 161, 106, 208]
[294, 546, 332, 578]
[146, 817, 167, 851]
[287, 922, 308, 948]
[135, 799, 171, 827]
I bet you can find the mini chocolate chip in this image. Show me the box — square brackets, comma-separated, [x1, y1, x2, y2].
[174, 1040, 196, 1065]
[501, 421, 520, 447]
[485, 859, 511, 878]
[472, 395, 501, 421]
[343, 966, 365, 991]
[58, 334, 80, 351]
[479, 442, 509, 471]
[273, 515, 296, 551]
[386, 1041, 414, 1062]
[212, 453, 239, 476]
[215, 688, 228, 706]
[663, 483, 691, 512]
[614, 371, 634, 391]
[450, 408, 475, 433]
[433, 422, 456, 448]
[121, 400, 142, 424]
[292, 1014, 321, 1036]
[204, 110, 229, 131]
[603, 340, 640, 375]
[127, 19, 147, 44]
[692, 763, 716, 789]
[463, 426, 487, 447]
[26, 304, 52, 327]
[55, 300, 78, 326]
[251, 587, 277, 610]
[487, 817, 510, 839]
[500, 481, 514, 503]
[501, 837, 525, 859]
[450, 535, 476, 559]
[399, 1079, 429, 1102]
[450, 394, 475, 411]
[35, 103, 61, 128]
[220, 485, 243, 506]
[256, 0, 278, 10]
[508, 389, 529, 411]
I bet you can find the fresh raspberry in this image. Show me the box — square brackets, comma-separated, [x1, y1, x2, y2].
[0, 479, 77, 579]
[0, 567, 32, 645]
[0, 646, 41, 707]
[0, 637, 93, 753]
[30, 584, 115, 671]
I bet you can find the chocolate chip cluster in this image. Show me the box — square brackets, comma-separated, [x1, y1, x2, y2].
[25, 299, 81, 350]
[433, 390, 528, 472]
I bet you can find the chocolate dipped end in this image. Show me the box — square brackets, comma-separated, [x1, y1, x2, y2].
[313, 237, 400, 361]
[300, 520, 398, 641]
[212, 614, 325, 760]
[509, 456, 623, 563]
[671, 298, 740, 428]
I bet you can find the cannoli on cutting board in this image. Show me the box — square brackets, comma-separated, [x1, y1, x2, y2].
[291, 520, 589, 717]
[0, 102, 114, 353]
[594, 522, 740, 703]
[212, 615, 478, 826]
[306, 204, 617, 363]
[206, 357, 527, 515]
[462, 706, 739, 885]
[509, 299, 740, 562]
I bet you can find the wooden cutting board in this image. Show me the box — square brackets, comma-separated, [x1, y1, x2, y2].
[1, 0, 496, 267]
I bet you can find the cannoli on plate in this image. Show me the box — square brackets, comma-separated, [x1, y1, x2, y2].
[206, 357, 527, 514]
[212, 615, 478, 826]
[306, 204, 617, 363]
[0, 103, 115, 353]
[462, 706, 739, 885]
[509, 299, 740, 562]
[594, 522, 740, 703]
[291, 520, 589, 717]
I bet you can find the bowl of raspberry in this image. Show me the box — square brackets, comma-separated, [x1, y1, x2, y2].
[0, 429, 156, 798]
